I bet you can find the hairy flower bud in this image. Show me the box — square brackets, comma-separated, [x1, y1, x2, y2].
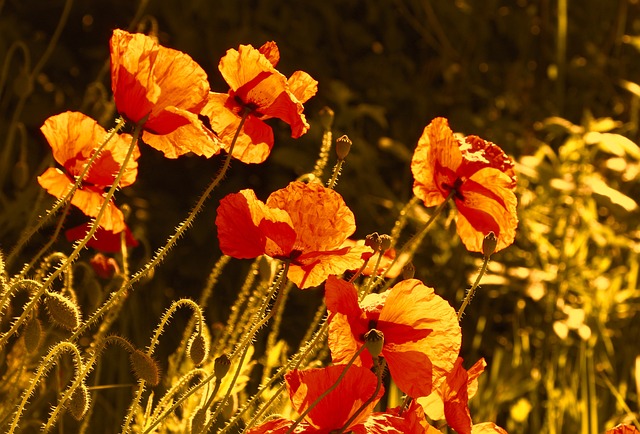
[187, 332, 209, 366]
[214, 354, 231, 379]
[379, 234, 392, 252]
[68, 383, 90, 420]
[130, 350, 160, 386]
[23, 315, 42, 353]
[45, 292, 81, 331]
[191, 407, 210, 433]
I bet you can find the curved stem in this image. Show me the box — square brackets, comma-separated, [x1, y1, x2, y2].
[286, 344, 367, 434]
[457, 255, 490, 321]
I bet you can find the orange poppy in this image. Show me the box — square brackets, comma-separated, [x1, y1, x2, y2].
[65, 222, 138, 253]
[110, 29, 221, 158]
[367, 400, 441, 434]
[37, 111, 140, 232]
[246, 364, 384, 433]
[325, 275, 461, 398]
[606, 425, 640, 434]
[411, 117, 518, 253]
[418, 358, 486, 434]
[215, 181, 370, 289]
[201, 41, 317, 164]
[344, 239, 409, 278]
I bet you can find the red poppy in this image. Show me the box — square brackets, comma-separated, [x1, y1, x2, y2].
[411, 117, 518, 253]
[419, 358, 486, 434]
[606, 425, 640, 434]
[367, 401, 441, 434]
[88, 253, 120, 279]
[246, 364, 383, 434]
[201, 41, 317, 164]
[325, 275, 461, 398]
[110, 29, 221, 158]
[215, 181, 370, 289]
[37, 111, 140, 232]
[65, 222, 138, 253]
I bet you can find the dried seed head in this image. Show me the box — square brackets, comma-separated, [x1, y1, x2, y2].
[45, 292, 81, 331]
[129, 350, 160, 386]
[335, 135, 352, 161]
[68, 383, 90, 420]
[187, 332, 209, 366]
[364, 328, 385, 359]
[318, 106, 335, 130]
[482, 231, 498, 258]
[214, 354, 231, 380]
[190, 407, 210, 433]
[23, 315, 42, 353]
[402, 262, 416, 280]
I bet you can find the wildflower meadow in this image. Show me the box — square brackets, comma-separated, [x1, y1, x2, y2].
[1, 2, 639, 433]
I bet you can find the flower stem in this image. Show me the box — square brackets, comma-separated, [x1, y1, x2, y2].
[457, 255, 490, 320]
[378, 191, 455, 292]
[286, 344, 367, 434]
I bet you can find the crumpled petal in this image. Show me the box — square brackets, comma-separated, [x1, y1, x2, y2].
[289, 244, 370, 289]
[37, 168, 125, 232]
[286, 364, 383, 431]
[472, 422, 509, 434]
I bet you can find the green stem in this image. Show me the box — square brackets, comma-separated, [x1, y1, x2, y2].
[327, 159, 344, 189]
[457, 255, 490, 321]
[337, 357, 385, 434]
[286, 344, 367, 434]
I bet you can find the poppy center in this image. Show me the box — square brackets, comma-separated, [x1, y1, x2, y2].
[233, 95, 263, 117]
[442, 177, 465, 201]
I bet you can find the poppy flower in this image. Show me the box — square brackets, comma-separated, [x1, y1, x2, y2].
[88, 253, 120, 279]
[201, 41, 318, 164]
[37, 111, 140, 232]
[110, 29, 222, 158]
[65, 222, 138, 253]
[606, 425, 640, 434]
[247, 364, 384, 433]
[215, 181, 370, 289]
[366, 400, 441, 434]
[344, 239, 409, 278]
[418, 358, 486, 434]
[411, 117, 518, 253]
[325, 275, 461, 398]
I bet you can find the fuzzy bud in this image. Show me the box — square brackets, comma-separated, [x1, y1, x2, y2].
[214, 354, 231, 380]
[482, 231, 498, 258]
[68, 383, 90, 420]
[335, 135, 352, 161]
[318, 106, 335, 130]
[190, 407, 210, 433]
[364, 329, 384, 359]
[45, 292, 81, 331]
[23, 315, 42, 353]
[130, 350, 160, 386]
[187, 332, 209, 366]
[402, 262, 415, 280]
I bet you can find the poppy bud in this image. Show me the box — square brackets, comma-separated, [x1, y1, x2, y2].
[364, 232, 381, 252]
[187, 332, 209, 366]
[379, 234, 392, 252]
[214, 354, 231, 379]
[402, 262, 415, 280]
[364, 328, 384, 359]
[68, 383, 90, 420]
[482, 232, 498, 258]
[335, 135, 352, 161]
[318, 106, 334, 130]
[191, 407, 210, 433]
[23, 315, 42, 353]
[45, 292, 81, 331]
[130, 350, 160, 386]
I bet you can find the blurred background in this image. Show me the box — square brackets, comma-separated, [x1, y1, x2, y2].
[1, 0, 640, 432]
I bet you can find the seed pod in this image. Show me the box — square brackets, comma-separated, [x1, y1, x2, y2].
[68, 383, 90, 420]
[318, 106, 335, 130]
[45, 292, 81, 331]
[335, 135, 352, 161]
[364, 329, 384, 359]
[187, 332, 209, 366]
[214, 354, 231, 380]
[129, 350, 160, 386]
[23, 316, 42, 353]
[482, 231, 498, 258]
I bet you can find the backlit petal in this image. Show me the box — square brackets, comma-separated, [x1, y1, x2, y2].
[324, 275, 361, 317]
[65, 222, 138, 252]
[472, 422, 509, 434]
[383, 345, 434, 397]
[289, 245, 369, 289]
[288, 71, 318, 104]
[286, 365, 383, 431]
[215, 190, 268, 259]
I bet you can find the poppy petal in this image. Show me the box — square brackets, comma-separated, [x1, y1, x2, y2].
[327, 313, 367, 367]
[142, 107, 222, 158]
[288, 245, 369, 289]
[288, 71, 318, 104]
[258, 41, 280, 67]
[324, 275, 361, 317]
[65, 222, 138, 252]
[245, 418, 299, 434]
[383, 345, 434, 398]
[286, 364, 383, 431]
[218, 44, 275, 93]
[215, 190, 268, 258]
[38, 168, 125, 232]
[472, 422, 509, 434]
[266, 182, 357, 252]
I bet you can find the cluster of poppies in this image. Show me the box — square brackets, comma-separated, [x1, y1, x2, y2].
[36, 29, 527, 433]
